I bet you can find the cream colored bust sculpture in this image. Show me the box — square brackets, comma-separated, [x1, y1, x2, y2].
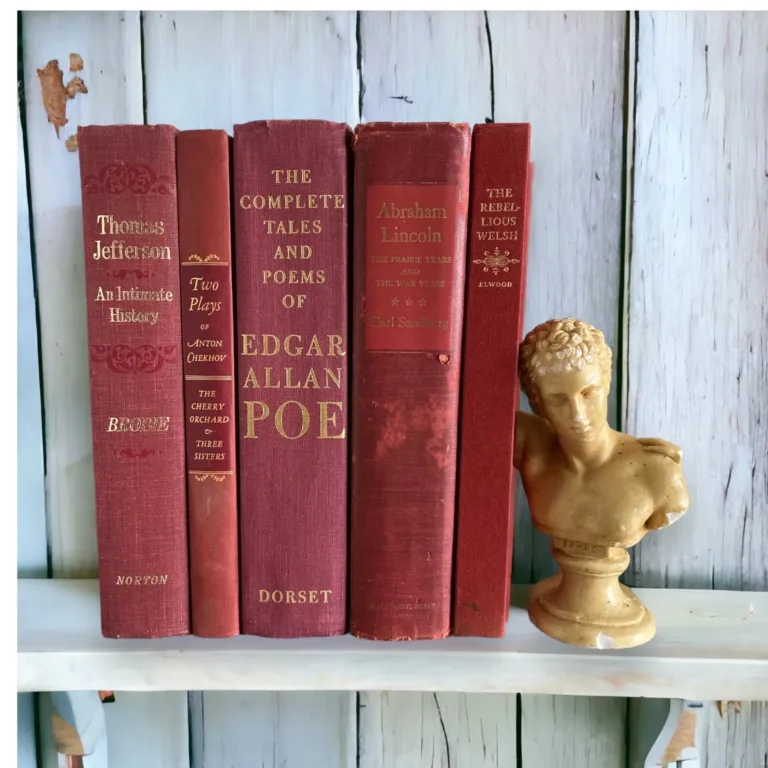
[513, 318, 689, 649]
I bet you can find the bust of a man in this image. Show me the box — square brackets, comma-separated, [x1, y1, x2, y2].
[513, 318, 689, 648]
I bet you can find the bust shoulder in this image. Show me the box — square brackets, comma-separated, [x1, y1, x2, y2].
[633, 437, 690, 531]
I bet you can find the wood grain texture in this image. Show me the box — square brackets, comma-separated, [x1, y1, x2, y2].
[487, 12, 630, 768]
[105, 693, 189, 768]
[17, 109, 47, 579]
[22, 10, 143, 577]
[359, 692, 516, 768]
[627, 12, 768, 768]
[521, 696, 625, 768]
[143, 11, 358, 129]
[142, 12, 358, 768]
[356, 14, 508, 766]
[21, 11, 190, 767]
[359, 11, 491, 123]
[17, 103, 45, 768]
[190, 692, 355, 768]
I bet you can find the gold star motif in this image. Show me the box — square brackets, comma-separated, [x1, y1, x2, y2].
[391, 297, 400, 306]
[419, 299, 427, 307]
[405, 298, 413, 307]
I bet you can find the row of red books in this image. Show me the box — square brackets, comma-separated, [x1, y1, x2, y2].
[77, 120, 532, 640]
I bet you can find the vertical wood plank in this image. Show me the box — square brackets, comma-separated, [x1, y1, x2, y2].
[21, 11, 190, 766]
[359, 692, 516, 768]
[627, 11, 768, 766]
[143, 10, 358, 130]
[356, 13, 508, 767]
[193, 692, 355, 768]
[488, 11, 629, 767]
[17, 110, 47, 579]
[521, 696, 625, 768]
[359, 11, 492, 123]
[18, 100, 46, 768]
[104, 693, 189, 768]
[143, 12, 358, 768]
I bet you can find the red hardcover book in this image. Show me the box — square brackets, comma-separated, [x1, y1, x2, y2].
[350, 122, 471, 640]
[453, 123, 531, 637]
[234, 120, 350, 637]
[77, 124, 189, 638]
[177, 130, 239, 637]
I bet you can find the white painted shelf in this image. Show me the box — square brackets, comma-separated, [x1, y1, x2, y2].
[17, 578, 768, 699]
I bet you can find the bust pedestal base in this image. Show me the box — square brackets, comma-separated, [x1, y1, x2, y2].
[528, 538, 655, 649]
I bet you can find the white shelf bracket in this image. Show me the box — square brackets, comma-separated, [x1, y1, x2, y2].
[43, 691, 109, 768]
[644, 699, 707, 768]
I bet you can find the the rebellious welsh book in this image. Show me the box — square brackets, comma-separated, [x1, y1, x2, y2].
[77, 124, 189, 638]
[453, 123, 532, 637]
[350, 122, 471, 640]
[234, 120, 351, 637]
[176, 129, 239, 638]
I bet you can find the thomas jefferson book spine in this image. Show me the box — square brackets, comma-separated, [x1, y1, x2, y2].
[177, 130, 239, 637]
[453, 123, 531, 637]
[234, 120, 350, 637]
[77, 124, 188, 638]
[350, 122, 471, 640]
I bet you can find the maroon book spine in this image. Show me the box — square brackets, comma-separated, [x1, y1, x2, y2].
[234, 120, 350, 637]
[350, 122, 471, 640]
[453, 123, 531, 637]
[177, 130, 239, 637]
[77, 124, 189, 638]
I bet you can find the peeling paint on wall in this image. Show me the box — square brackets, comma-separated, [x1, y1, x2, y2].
[36, 58, 88, 138]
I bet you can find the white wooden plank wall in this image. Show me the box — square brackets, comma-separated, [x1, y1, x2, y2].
[18, 10, 768, 768]
[626, 11, 768, 768]
[17, 101, 46, 768]
[142, 11, 359, 768]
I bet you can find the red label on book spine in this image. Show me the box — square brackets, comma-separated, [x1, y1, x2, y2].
[234, 120, 350, 638]
[365, 184, 459, 351]
[351, 123, 471, 641]
[77, 125, 189, 639]
[177, 129, 239, 638]
[453, 123, 531, 637]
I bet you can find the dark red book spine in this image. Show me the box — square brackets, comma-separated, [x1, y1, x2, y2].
[350, 122, 471, 640]
[453, 123, 531, 637]
[177, 130, 239, 637]
[77, 124, 189, 638]
[234, 120, 350, 637]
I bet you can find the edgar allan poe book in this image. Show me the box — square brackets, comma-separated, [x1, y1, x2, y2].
[77, 124, 189, 638]
[350, 122, 471, 641]
[176, 129, 239, 638]
[234, 120, 350, 637]
[453, 123, 532, 637]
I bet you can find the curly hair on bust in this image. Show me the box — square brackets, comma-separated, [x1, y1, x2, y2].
[519, 318, 612, 414]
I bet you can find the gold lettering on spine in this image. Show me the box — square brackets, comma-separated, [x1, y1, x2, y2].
[258, 588, 333, 604]
[275, 401, 310, 440]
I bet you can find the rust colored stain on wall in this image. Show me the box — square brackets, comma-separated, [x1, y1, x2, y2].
[36, 58, 88, 138]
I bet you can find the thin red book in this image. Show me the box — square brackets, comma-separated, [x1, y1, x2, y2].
[77, 124, 189, 638]
[176, 130, 239, 637]
[453, 123, 532, 637]
[234, 120, 350, 637]
[350, 122, 471, 640]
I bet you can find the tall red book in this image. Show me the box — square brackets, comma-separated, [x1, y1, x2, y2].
[176, 130, 239, 637]
[350, 122, 471, 641]
[453, 123, 532, 637]
[77, 124, 189, 638]
[233, 120, 350, 637]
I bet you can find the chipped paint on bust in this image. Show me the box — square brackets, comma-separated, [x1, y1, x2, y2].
[596, 632, 614, 650]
